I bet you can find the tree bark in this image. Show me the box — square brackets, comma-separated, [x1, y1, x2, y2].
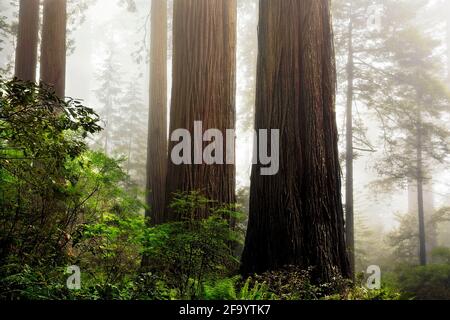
[241, 0, 351, 283]
[40, 0, 67, 98]
[345, 5, 355, 279]
[146, 0, 168, 225]
[15, 0, 40, 82]
[165, 0, 236, 221]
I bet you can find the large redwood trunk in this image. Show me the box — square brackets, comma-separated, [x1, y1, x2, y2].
[165, 0, 236, 221]
[15, 0, 40, 82]
[146, 0, 168, 225]
[241, 0, 351, 283]
[40, 0, 67, 98]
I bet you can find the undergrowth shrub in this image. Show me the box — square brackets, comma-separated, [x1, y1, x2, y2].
[389, 263, 450, 300]
[141, 191, 244, 299]
[202, 276, 274, 300]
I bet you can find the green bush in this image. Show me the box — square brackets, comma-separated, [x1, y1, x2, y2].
[245, 266, 345, 300]
[141, 192, 244, 299]
[0, 78, 101, 267]
[390, 264, 450, 300]
[431, 247, 450, 265]
[202, 276, 274, 300]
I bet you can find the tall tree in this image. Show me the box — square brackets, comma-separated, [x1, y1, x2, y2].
[241, 0, 351, 283]
[165, 0, 237, 221]
[146, 0, 168, 225]
[40, 0, 67, 98]
[368, 0, 450, 266]
[15, 0, 40, 81]
[120, 80, 147, 187]
[344, 2, 355, 278]
[416, 106, 427, 265]
[333, 0, 380, 277]
[93, 42, 122, 156]
[333, 0, 449, 268]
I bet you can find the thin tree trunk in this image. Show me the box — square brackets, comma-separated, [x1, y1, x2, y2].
[416, 110, 427, 266]
[15, 0, 40, 82]
[40, 0, 67, 98]
[165, 0, 237, 221]
[146, 0, 168, 225]
[127, 128, 132, 176]
[104, 96, 111, 155]
[345, 5, 355, 279]
[241, 0, 351, 283]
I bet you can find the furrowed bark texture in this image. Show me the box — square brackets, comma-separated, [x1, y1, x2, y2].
[241, 0, 351, 283]
[40, 0, 67, 98]
[15, 0, 40, 82]
[146, 0, 168, 225]
[165, 0, 236, 221]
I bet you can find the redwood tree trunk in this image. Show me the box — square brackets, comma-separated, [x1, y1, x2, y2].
[40, 0, 67, 98]
[241, 0, 351, 283]
[146, 0, 168, 225]
[165, 0, 236, 221]
[15, 0, 40, 82]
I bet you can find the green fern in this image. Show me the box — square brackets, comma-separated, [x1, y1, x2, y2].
[237, 278, 275, 300]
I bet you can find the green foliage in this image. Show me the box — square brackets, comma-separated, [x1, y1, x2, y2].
[0, 78, 102, 267]
[202, 276, 274, 300]
[142, 192, 244, 299]
[389, 264, 450, 300]
[325, 286, 401, 301]
[202, 267, 400, 301]
[431, 247, 450, 265]
[387, 212, 437, 265]
[0, 264, 70, 300]
[202, 277, 239, 300]
[0, 189, 245, 300]
[0, 78, 146, 300]
[245, 266, 349, 300]
[236, 278, 274, 300]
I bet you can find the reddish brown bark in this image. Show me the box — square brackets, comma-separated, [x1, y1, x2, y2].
[146, 0, 168, 225]
[15, 0, 40, 82]
[40, 0, 67, 98]
[165, 0, 237, 221]
[241, 0, 351, 283]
